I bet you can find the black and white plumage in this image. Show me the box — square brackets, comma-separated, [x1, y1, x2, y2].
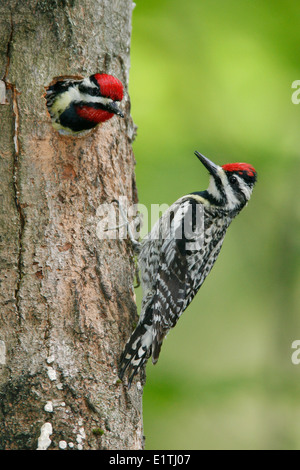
[119, 152, 257, 387]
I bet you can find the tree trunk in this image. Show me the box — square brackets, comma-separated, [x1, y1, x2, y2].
[0, 0, 142, 450]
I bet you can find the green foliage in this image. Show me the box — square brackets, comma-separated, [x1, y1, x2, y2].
[130, 0, 300, 450]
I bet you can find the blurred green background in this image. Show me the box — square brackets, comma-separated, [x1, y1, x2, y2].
[129, 0, 300, 450]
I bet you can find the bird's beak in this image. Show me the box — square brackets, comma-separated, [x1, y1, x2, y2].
[194, 151, 220, 177]
[106, 101, 124, 118]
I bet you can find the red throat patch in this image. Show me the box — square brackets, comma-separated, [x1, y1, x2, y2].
[75, 105, 114, 123]
[93, 74, 124, 101]
[222, 163, 256, 177]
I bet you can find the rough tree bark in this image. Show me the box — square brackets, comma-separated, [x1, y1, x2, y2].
[0, 0, 142, 450]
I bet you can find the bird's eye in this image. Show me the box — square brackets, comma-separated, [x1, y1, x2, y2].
[229, 175, 238, 185]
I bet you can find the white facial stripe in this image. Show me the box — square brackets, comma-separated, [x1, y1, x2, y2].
[68, 85, 114, 105]
[224, 181, 240, 209]
[216, 169, 240, 210]
[79, 93, 113, 105]
[82, 77, 97, 88]
[235, 174, 253, 201]
[207, 176, 222, 201]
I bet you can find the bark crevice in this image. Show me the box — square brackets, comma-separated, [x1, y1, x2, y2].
[12, 84, 25, 323]
[2, 13, 25, 322]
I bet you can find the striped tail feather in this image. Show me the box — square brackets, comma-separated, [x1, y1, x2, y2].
[119, 322, 153, 388]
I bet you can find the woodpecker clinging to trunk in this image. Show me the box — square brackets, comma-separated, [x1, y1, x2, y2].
[119, 151, 257, 387]
[45, 73, 124, 135]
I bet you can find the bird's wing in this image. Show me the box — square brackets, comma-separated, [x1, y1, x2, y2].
[45, 79, 80, 116]
[147, 197, 205, 363]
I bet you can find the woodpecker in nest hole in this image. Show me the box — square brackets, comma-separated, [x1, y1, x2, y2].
[45, 73, 124, 135]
